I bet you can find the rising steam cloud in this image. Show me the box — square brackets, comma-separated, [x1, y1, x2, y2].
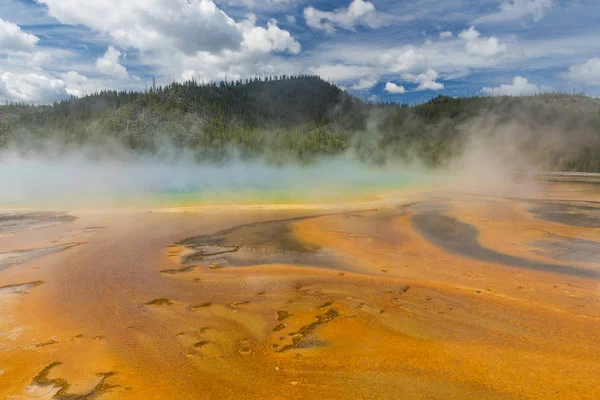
[0, 149, 428, 208]
[4, 95, 597, 208]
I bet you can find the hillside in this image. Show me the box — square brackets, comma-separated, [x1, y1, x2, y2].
[1, 76, 599, 171]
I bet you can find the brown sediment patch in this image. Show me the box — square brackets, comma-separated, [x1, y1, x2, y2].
[81, 226, 107, 231]
[177, 216, 319, 254]
[276, 308, 339, 353]
[185, 246, 240, 264]
[0, 243, 83, 271]
[29, 362, 117, 400]
[410, 210, 598, 278]
[192, 341, 210, 349]
[144, 298, 173, 306]
[529, 234, 600, 263]
[0, 212, 76, 234]
[160, 265, 197, 274]
[35, 339, 58, 348]
[0, 280, 44, 294]
[276, 311, 291, 321]
[190, 302, 212, 309]
[174, 211, 370, 271]
[528, 200, 600, 228]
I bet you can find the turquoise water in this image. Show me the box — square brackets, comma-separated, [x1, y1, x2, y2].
[0, 155, 425, 207]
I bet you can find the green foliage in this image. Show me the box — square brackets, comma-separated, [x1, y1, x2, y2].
[1, 77, 599, 171]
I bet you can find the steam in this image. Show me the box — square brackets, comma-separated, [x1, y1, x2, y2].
[0, 149, 427, 208]
[4, 95, 596, 208]
[0, 139, 542, 209]
[436, 113, 546, 198]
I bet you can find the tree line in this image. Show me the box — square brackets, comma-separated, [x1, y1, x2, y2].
[1, 75, 599, 171]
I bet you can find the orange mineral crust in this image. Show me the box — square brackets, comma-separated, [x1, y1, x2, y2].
[0, 185, 598, 399]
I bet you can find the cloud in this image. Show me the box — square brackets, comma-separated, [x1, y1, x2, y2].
[304, 0, 390, 33]
[350, 78, 377, 90]
[459, 26, 506, 58]
[299, 21, 524, 96]
[0, 72, 69, 103]
[310, 47, 440, 92]
[173, 14, 301, 82]
[482, 76, 552, 96]
[475, 0, 553, 24]
[384, 82, 405, 94]
[36, 0, 243, 55]
[308, 28, 510, 92]
[5, 0, 594, 103]
[0, 17, 39, 52]
[218, 0, 297, 9]
[0, 18, 99, 103]
[96, 46, 130, 78]
[402, 69, 444, 91]
[241, 16, 300, 54]
[565, 58, 600, 85]
[308, 63, 374, 81]
[37, 0, 300, 85]
[380, 48, 427, 73]
[60, 71, 89, 97]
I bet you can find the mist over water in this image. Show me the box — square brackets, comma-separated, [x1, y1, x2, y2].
[0, 118, 551, 209]
[3, 104, 569, 209]
[0, 150, 429, 208]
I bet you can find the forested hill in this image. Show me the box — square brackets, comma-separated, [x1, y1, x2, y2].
[1, 75, 356, 130]
[1, 75, 599, 171]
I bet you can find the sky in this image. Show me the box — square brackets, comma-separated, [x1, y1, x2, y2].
[1, 0, 599, 104]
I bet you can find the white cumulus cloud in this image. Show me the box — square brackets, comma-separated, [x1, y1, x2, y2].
[380, 48, 427, 73]
[36, 0, 243, 55]
[402, 69, 444, 91]
[0, 72, 69, 103]
[241, 17, 300, 54]
[565, 58, 600, 85]
[304, 0, 390, 33]
[96, 46, 130, 78]
[36, 0, 301, 85]
[0, 17, 39, 52]
[60, 71, 89, 97]
[384, 82, 405, 94]
[482, 76, 552, 96]
[459, 26, 507, 58]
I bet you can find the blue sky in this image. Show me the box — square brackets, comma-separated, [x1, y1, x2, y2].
[1, 0, 599, 104]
